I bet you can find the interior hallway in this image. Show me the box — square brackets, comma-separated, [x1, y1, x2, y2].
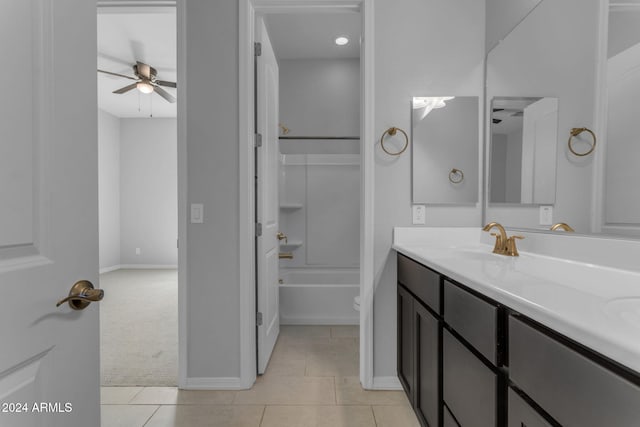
[101, 325, 419, 426]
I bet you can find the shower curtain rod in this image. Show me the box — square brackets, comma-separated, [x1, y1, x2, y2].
[278, 136, 360, 140]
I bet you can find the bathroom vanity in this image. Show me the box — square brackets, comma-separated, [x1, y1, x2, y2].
[393, 227, 640, 427]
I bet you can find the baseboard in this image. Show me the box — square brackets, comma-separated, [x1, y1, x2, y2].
[99, 265, 122, 274]
[371, 376, 402, 390]
[182, 377, 247, 390]
[119, 264, 178, 270]
[280, 316, 359, 325]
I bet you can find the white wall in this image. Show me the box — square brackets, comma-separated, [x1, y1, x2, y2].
[279, 59, 360, 137]
[278, 59, 361, 269]
[373, 0, 485, 378]
[185, 0, 240, 380]
[120, 118, 178, 266]
[99, 109, 121, 271]
[98, 112, 177, 271]
[485, 0, 542, 52]
[485, 0, 600, 231]
[608, 8, 640, 58]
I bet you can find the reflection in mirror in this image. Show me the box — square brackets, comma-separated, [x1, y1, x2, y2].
[412, 96, 479, 204]
[489, 97, 558, 204]
[485, 0, 544, 53]
[604, 6, 640, 229]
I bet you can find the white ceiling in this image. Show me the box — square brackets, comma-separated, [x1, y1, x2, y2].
[97, 11, 177, 118]
[263, 12, 361, 59]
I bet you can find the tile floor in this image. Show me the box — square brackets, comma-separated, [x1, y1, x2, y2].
[101, 325, 420, 427]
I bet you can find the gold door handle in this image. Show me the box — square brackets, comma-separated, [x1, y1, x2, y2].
[56, 280, 104, 310]
[276, 232, 288, 244]
[279, 252, 293, 259]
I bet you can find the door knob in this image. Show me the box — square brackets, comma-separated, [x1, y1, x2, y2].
[276, 232, 288, 244]
[56, 280, 104, 310]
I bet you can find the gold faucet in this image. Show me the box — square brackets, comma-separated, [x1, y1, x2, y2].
[482, 222, 508, 254]
[550, 222, 575, 232]
[505, 235, 524, 256]
[482, 222, 524, 256]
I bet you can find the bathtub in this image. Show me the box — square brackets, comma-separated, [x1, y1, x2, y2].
[279, 268, 360, 325]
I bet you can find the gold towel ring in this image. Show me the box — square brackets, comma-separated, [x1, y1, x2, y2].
[568, 127, 596, 157]
[380, 127, 409, 156]
[449, 168, 464, 184]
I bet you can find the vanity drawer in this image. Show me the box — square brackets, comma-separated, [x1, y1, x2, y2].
[443, 329, 497, 427]
[443, 405, 460, 427]
[444, 280, 498, 365]
[509, 315, 640, 427]
[397, 253, 441, 314]
[507, 388, 552, 427]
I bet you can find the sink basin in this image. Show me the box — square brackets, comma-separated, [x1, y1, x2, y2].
[603, 297, 640, 329]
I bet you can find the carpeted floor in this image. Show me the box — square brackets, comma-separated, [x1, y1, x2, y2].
[100, 269, 178, 387]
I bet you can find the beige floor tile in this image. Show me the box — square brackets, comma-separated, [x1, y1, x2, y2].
[373, 405, 421, 427]
[101, 386, 144, 404]
[234, 376, 336, 405]
[261, 405, 376, 427]
[280, 325, 331, 337]
[129, 387, 236, 405]
[144, 405, 264, 427]
[101, 404, 158, 427]
[305, 353, 359, 377]
[330, 325, 359, 338]
[335, 377, 410, 405]
[262, 357, 307, 377]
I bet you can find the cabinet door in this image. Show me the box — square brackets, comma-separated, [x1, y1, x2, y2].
[510, 315, 640, 427]
[508, 388, 553, 427]
[415, 303, 440, 427]
[443, 329, 497, 427]
[398, 285, 414, 399]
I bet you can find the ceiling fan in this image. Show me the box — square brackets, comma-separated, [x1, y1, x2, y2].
[98, 61, 177, 103]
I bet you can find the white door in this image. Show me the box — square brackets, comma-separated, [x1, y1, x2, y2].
[0, 2, 100, 426]
[521, 97, 558, 204]
[255, 16, 280, 374]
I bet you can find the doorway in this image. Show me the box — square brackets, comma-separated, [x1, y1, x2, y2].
[97, 5, 179, 387]
[253, 6, 365, 380]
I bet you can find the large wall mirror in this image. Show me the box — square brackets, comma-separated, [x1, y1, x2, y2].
[484, 0, 600, 233]
[489, 96, 558, 204]
[412, 96, 479, 204]
[602, 4, 640, 236]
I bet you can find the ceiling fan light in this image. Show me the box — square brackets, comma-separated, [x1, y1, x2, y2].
[137, 81, 154, 94]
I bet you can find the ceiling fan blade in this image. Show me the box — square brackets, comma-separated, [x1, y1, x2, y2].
[153, 85, 177, 103]
[113, 83, 138, 94]
[136, 61, 152, 79]
[156, 80, 177, 88]
[98, 69, 137, 80]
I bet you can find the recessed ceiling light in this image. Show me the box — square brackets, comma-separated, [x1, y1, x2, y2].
[335, 36, 349, 46]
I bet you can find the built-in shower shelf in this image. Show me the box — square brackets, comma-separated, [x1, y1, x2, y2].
[280, 241, 303, 251]
[280, 203, 303, 211]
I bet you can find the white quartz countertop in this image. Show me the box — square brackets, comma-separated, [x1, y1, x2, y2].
[392, 227, 640, 375]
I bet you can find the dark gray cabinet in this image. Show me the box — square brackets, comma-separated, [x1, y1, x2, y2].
[507, 388, 552, 427]
[397, 285, 414, 397]
[397, 254, 441, 427]
[415, 302, 440, 427]
[443, 329, 497, 427]
[397, 251, 640, 427]
[509, 315, 640, 427]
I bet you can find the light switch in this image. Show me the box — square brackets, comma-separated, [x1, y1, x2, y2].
[539, 205, 553, 226]
[412, 205, 426, 225]
[191, 203, 204, 224]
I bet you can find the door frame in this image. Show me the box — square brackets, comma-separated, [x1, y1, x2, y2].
[96, 0, 187, 388]
[239, 0, 375, 389]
